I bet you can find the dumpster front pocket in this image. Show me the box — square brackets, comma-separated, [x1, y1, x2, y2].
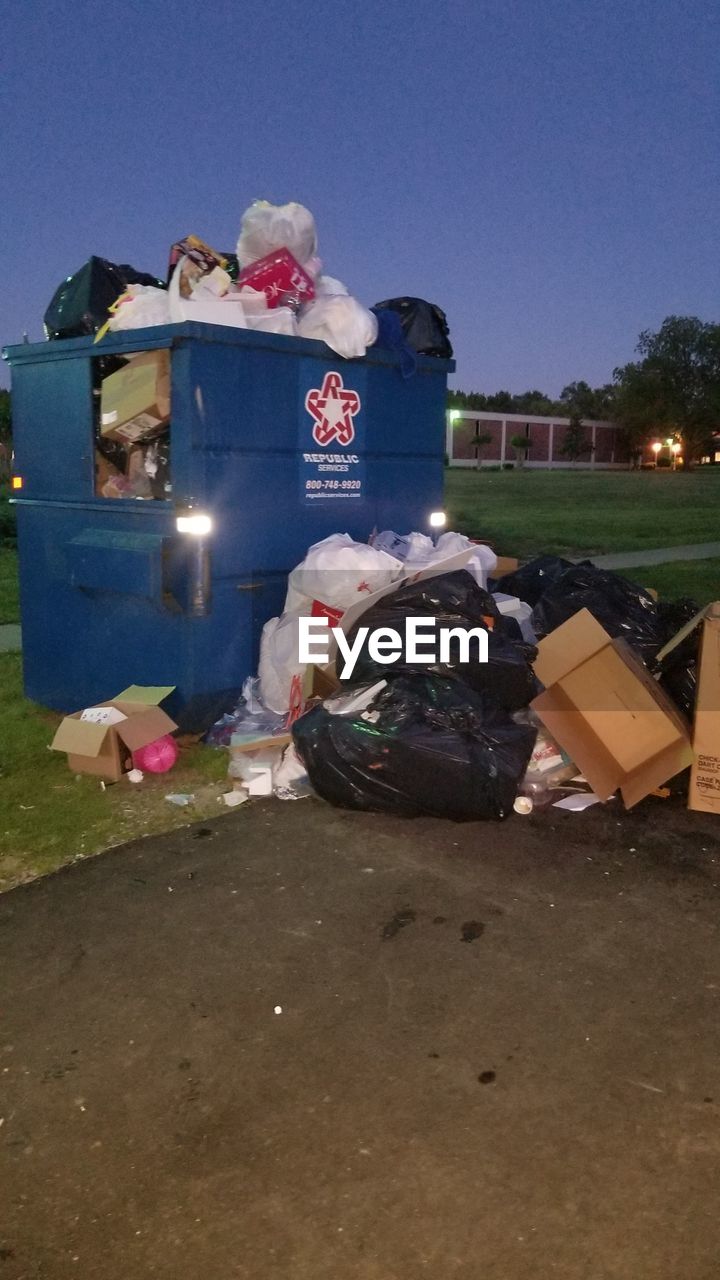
[67, 529, 167, 603]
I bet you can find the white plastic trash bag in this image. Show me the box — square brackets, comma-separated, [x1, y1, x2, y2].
[260, 535, 403, 714]
[107, 285, 171, 331]
[284, 533, 403, 613]
[246, 307, 299, 337]
[237, 200, 318, 270]
[315, 275, 350, 296]
[297, 295, 378, 360]
[168, 258, 248, 328]
[372, 529, 497, 589]
[258, 611, 306, 715]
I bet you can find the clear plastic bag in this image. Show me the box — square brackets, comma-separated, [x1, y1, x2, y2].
[274, 743, 313, 800]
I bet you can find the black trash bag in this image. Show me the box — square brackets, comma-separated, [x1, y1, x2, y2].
[531, 564, 662, 664]
[292, 674, 536, 820]
[44, 257, 165, 340]
[655, 597, 702, 720]
[371, 297, 453, 358]
[494, 555, 581, 607]
[338, 569, 538, 710]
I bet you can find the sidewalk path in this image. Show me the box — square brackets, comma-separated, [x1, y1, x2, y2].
[585, 541, 720, 571]
[0, 623, 21, 652]
[1, 798, 720, 1278]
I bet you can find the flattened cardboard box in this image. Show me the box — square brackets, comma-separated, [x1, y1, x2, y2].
[51, 686, 177, 781]
[532, 609, 692, 809]
[100, 350, 171, 444]
[689, 603, 720, 814]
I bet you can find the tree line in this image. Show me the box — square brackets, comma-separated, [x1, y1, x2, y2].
[448, 315, 720, 465]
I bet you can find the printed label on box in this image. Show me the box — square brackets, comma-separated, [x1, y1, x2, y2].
[695, 754, 720, 797]
[114, 414, 162, 441]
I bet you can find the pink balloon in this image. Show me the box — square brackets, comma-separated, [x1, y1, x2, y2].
[132, 734, 179, 774]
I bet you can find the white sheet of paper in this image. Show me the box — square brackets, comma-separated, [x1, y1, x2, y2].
[553, 792, 603, 811]
[80, 706, 127, 726]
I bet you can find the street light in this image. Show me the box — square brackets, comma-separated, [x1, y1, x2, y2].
[671, 441, 682, 471]
[651, 441, 662, 468]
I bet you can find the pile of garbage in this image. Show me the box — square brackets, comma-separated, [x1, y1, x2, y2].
[203, 536, 718, 820]
[46, 535, 717, 822]
[44, 200, 452, 364]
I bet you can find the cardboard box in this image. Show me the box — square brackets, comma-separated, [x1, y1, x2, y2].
[531, 610, 692, 808]
[236, 248, 315, 308]
[467, 541, 518, 579]
[689, 603, 720, 814]
[51, 686, 177, 781]
[494, 556, 519, 578]
[100, 350, 171, 444]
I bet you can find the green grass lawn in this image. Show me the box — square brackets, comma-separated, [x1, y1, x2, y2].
[0, 651, 232, 891]
[618, 559, 719, 607]
[0, 545, 19, 623]
[445, 467, 720, 558]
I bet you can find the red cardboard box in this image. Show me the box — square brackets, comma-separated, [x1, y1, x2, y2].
[236, 249, 315, 309]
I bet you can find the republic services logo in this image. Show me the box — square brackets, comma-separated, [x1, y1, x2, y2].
[305, 371, 361, 446]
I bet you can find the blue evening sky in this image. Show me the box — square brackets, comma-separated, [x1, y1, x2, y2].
[1, 0, 718, 393]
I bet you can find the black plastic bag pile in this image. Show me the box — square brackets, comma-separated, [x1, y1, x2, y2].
[44, 257, 165, 340]
[292, 570, 539, 820]
[497, 554, 701, 719]
[293, 675, 536, 821]
[339, 569, 538, 711]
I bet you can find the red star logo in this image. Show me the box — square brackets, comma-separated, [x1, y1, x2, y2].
[305, 372, 361, 446]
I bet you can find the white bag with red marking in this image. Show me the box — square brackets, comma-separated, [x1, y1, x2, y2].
[259, 536, 403, 714]
[283, 534, 403, 613]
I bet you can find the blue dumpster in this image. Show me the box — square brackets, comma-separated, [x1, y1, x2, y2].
[3, 322, 453, 713]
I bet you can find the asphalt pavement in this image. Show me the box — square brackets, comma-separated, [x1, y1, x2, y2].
[2, 795, 720, 1278]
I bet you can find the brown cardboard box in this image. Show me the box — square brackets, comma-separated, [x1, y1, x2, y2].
[689, 602, 720, 814]
[100, 350, 171, 444]
[494, 556, 519, 577]
[51, 686, 177, 781]
[468, 541, 518, 579]
[532, 609, 692, 808]
[302, 662, 340, 702]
